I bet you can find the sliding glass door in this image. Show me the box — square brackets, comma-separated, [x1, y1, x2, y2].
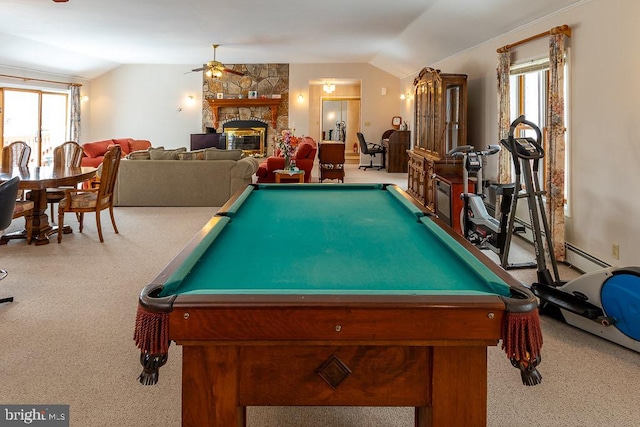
[2, 88, 68, 166]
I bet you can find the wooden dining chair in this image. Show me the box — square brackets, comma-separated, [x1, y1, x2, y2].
[2, 141, 31, 169]
[57, 145, 121, 243]
[45, 141, 84, 219]
[2, 141, 31, 200]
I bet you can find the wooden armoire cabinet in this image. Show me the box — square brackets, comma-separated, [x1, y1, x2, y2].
[407, 67, 467, 212]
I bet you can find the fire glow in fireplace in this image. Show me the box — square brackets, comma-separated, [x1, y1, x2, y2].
[222, 120, 268, 156]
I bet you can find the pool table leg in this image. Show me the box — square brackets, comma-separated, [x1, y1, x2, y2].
[428, 346, 488, 427]
[182, 345, 245, 427]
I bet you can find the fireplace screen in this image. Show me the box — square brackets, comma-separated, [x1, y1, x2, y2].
[224, 127, 265, 155]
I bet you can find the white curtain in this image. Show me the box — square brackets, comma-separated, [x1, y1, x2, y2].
[70, 84, 81, 142]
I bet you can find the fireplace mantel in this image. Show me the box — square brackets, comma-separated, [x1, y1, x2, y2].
[206, 98, 281, 129]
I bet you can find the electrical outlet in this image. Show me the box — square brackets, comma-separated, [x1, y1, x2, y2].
[612, 243, 620, 260]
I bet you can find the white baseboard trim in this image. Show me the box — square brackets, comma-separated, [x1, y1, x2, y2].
[511, 217, 610, 274]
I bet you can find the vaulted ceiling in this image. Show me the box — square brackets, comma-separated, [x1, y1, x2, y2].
[0, 0, 582, 80]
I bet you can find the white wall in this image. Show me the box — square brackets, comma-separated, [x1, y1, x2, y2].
[399, 0, 640, 267]
[88, 65, 202, 146]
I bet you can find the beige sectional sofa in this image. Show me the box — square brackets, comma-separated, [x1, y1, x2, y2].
[113, 150, 259, 207]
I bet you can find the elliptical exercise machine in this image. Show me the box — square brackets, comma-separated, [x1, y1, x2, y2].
[504, 115, 640, 353]
[448, 144, 531, 270]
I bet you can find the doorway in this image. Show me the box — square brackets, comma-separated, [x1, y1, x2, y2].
[321, 98, 360, 164]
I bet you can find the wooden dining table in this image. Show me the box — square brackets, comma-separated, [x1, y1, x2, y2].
[0, 165, 97, 245]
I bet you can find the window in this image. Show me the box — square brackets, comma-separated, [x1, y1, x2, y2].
[509, 57, 569, 205]
[1, 88, 69, 166]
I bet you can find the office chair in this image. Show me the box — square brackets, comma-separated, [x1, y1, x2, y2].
[0, 176, 20, 304]
[357, 132, 386, 170]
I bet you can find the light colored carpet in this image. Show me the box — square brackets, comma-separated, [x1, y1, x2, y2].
[1, 164, 639, 426]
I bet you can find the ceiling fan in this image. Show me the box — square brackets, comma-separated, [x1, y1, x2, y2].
[191, 44, 244, 77]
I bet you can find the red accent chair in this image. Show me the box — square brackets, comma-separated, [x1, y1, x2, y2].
[256, 137, 317, 183]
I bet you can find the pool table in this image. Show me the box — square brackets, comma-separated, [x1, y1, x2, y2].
[134, 184, 542, 427]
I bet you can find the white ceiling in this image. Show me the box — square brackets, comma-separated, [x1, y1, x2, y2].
[0, 0, 582, 80]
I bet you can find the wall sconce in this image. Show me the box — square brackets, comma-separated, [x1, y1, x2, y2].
[81, 95, 89, 102]
[297, 93, 304, 102]
[400, 92, 411, 100]
[178, 95, 196, 112]
[323, 82, 335, 94]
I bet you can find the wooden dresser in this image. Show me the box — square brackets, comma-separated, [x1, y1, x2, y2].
[382, 130, 410, 173]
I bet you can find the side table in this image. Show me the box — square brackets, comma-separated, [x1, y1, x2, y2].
[274, 169, 305, 183]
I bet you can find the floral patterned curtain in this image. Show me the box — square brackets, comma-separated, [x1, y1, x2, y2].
[547, 34, 567, 261]
[69, 84, 81, 142]
[497, 50, 511, 184]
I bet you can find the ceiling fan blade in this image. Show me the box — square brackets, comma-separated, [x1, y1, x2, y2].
[224, 68, 245, 76]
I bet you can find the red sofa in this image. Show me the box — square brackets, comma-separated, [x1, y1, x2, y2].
[81, 138, 152, 167]
[256, 137, 317, 183]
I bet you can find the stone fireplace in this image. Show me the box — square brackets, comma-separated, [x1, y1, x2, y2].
[201, 63, 289, 156]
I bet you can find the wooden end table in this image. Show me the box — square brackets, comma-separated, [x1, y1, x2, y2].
[274, 169, 305, 183]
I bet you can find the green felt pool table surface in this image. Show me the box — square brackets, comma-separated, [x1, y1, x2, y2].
[159, 183, 512, 297]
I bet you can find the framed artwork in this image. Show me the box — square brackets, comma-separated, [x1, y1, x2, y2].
[248, 90, 258, 99]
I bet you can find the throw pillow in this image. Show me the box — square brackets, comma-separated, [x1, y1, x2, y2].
[82, 140, 112, 158]
[129, 139, 152, 152]
[205, 149, 243, 161]
[113, 138, 134, 154]
[177, 150, 206, 160]
[149, 147, 186, 160]
[126, 150, 151, 160]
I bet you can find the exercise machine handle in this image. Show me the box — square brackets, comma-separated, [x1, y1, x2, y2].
[448, 145, 500, 158]
[501, 115, 545, 175]
[447, 145, 473, 157]
[508, 115, 544, 159]
[482, 144, 501, 156]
